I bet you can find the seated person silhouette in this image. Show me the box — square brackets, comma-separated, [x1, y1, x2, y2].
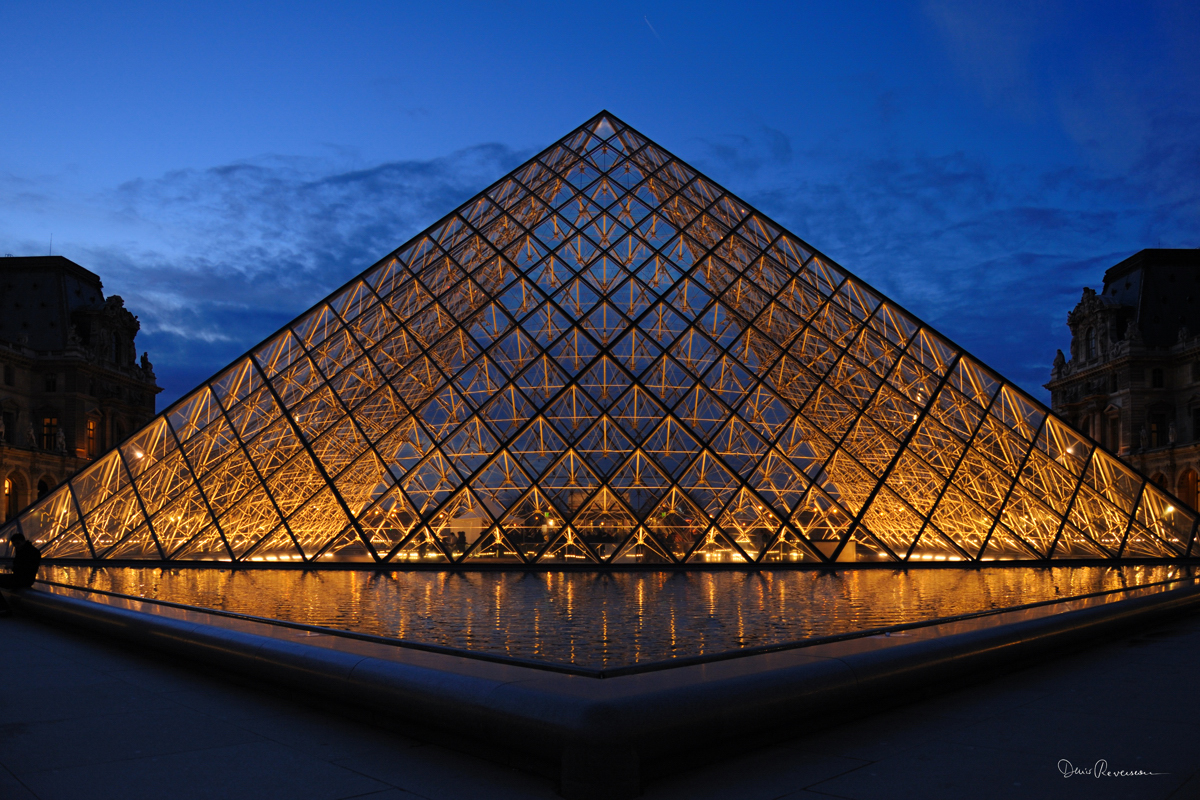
[0, 532, 41, 617]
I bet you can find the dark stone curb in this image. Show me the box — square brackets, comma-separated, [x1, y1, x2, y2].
[7, 581, 1200, 799]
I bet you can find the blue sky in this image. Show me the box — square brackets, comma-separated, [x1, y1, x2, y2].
[2, 0, 1198, 408]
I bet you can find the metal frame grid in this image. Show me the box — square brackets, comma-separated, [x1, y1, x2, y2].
[4, 112, 1196, 566]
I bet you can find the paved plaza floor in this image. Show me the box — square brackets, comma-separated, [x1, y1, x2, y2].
[3, 606, 1200, 800]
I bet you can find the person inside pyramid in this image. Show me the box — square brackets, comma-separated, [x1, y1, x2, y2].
[0, 532, 42, 617]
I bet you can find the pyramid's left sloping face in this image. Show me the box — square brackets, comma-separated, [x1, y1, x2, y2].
[5, 113, 1196, 565]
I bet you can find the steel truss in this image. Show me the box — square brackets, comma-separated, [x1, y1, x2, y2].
[5, 112, 1195, 566]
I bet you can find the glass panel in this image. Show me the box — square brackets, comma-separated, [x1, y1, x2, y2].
[978, 524, 1039, 561]
[167, 386, 222, 443]
[86, 489, 146, 557]
[715, 488, 779, 561]
[760, 525, 822, 563]
[242, 525, 303, 563]
[539, 527, 600, 564]
[679, 450, 739, 519]
[134, 452, 197, 516]
[463, 527, 523, 563]
[539, 450, 600, 515]
[402, 452, 462, 515]
[931, 485, 997, 558]
[358, 486, 421, 560]
[71, 452, 128, 517]
[1134, 484, 1190, 556]
[442, 417, 500, 479]
[509, 419, 567, 482]
[18, 489, 81, 551]
[224, 385, 283, 443]
[886, 451, 944, 516]
[1051, 521, 1109, 559]
[314, 526, 376, 563]
[1085, 450, 1141, 513]
[311, 417, 370, 479]
[496, 488, 560, 561]
[210, 358, 261, 410]
[104, 523, 162, 560]
[470, 452, 531, 519]
[120, 418, 176, 480]
[263, 450, 323, 517]
[214, 489, 282, 556]
[573, 487, 637, 562]
[40, 522, 91, 559]
[152, 488, 215, 557]
[1068, 486, 1130, 553]
[1000, 487, 1062, 557]
[199, 450, 261, 518]
[171, 524, 232, 561]
[364, 255, 408, 299]
[605, 523, 672, 563]
[286, 488, 351, 559]
[181, 415, 242, 479]
[253, 330, 305, 379]
[861, 488, 925, 559]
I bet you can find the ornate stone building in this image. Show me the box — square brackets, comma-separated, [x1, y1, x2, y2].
[1047, 249, 1200, 507]
[0, 256, 161, 522]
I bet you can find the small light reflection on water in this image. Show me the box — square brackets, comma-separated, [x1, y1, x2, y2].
[43, 565, 1193, 668]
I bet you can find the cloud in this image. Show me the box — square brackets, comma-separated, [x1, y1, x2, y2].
[687, 120, 1200, 400]
[35, 143, 531, 406]
[4, 113, 1197, 413]
[921, 0, 1049, 117]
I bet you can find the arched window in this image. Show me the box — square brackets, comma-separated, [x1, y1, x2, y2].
[3, 477, 15, 521]
[1152, 473, 1168, 489]
[1086, 327, 1097, 360]
[37, 480, 49, 499]
[1178, 470, 1198, 509]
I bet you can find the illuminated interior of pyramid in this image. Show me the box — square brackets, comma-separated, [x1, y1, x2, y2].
[5, 112, 1195, 565]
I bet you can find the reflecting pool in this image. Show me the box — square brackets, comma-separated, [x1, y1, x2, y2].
[43, 565, 1194, 669]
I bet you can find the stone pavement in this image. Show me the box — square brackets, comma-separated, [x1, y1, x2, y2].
[3, 608, 1200, 800]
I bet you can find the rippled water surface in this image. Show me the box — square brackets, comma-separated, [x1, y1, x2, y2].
[44, 566, 1193, 668]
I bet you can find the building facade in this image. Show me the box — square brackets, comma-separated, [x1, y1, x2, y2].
[1047, 249, 1200, 507]
[0, 256, 161, 522]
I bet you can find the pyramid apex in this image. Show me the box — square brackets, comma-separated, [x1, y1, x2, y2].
[586, 111, 621, 138]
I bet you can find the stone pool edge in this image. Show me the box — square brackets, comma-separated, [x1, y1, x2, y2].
[6, 581, 1200, 800]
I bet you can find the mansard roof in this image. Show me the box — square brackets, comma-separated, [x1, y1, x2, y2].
[1101, 249, 1200, 349]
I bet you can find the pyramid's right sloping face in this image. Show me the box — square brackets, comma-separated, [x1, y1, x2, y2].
[9, 114, 1196, 565]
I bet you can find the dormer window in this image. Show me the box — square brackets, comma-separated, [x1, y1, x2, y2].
[1086, 328, 1097, 360]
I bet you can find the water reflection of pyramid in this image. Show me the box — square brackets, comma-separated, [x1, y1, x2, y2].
[6, 112, 1195, 565]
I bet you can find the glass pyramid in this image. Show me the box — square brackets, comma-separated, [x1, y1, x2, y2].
[5, 112, 1195, 565]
